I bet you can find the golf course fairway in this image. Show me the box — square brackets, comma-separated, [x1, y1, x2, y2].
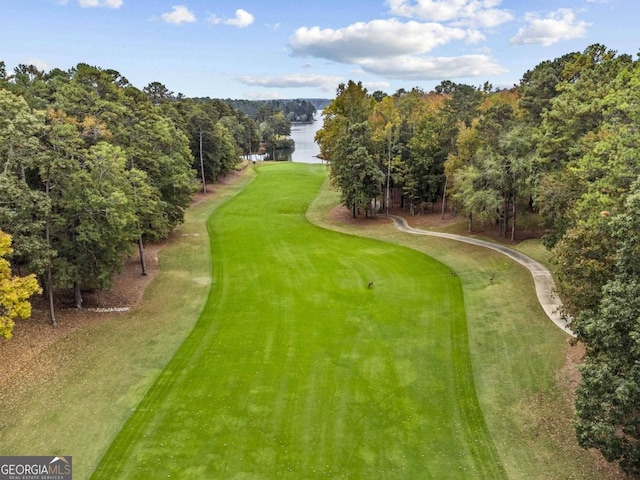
[92, 162, 505, 479]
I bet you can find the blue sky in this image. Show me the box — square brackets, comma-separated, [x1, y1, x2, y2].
[0, 1, 637, 99]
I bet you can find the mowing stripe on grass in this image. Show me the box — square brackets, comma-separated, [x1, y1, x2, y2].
[92, 162, 505, 479]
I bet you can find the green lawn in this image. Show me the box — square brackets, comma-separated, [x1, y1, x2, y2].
[92, 162, 505, 479]
[308, 176, 617, 479]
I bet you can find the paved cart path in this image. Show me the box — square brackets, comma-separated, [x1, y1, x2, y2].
[388, 215, 575, 337]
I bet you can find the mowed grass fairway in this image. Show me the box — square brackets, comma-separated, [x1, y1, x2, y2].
[93, 162, 505, 479]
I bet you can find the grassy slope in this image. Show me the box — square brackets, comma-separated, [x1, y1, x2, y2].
[307, 178, 613, 479]
[92, 162, 504, 479]
[0, 169, 255, 480]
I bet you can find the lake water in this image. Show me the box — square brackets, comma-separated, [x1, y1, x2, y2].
[289, 111, 324, 164]
[250, 111, 325, 163]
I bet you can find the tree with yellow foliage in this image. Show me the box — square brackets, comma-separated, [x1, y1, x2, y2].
[0, 230, 42, 339]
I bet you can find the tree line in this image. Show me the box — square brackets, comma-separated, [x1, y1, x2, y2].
[223, 98, 319, 123]
[316, 44, 640, 477]
[0, 62, 271, 329]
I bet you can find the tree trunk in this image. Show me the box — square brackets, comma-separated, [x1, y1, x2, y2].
[468, 212, 473, 233]
[441, 176, 448, 220]
[385, 145, 391, 217]
[502, 195, 510, 238]
[511, 195, 517, 242]
[45, 179, 57, 326]
[199, 128, 207, 195]
[74, 282, 83, 309]
[138, 235, 148, 276]
[46, 266, 57, 327]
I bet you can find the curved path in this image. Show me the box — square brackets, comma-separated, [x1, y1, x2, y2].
[388, 215, 575, 337]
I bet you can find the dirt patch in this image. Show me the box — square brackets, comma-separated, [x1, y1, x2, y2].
[329, 197, 546, 245]
[0, 243, 161, 389]
[327, 201, 459, 230]
[561, 338, 585, 407]
[328, 198, 545, 244]
[556, 339, 626, 479]
[190, 168, 246, 206]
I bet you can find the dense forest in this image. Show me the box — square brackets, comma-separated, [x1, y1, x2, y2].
[316, 44, 640, 477]
[222, 98, 322, 123]
[0, 61, 301, 331]
[3, 42, 640, 475]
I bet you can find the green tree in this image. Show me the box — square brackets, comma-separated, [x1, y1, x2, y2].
[0, 174, 53, 277]
[186, 104, 240, 186]
[0, 230, 42, 339]
[405, 105, 446, 211]
[211, 122, 239, 178]
[143, 81, 174, 106]
[333, 121, 384, 217]
[218, 115, 247, 155]
[260, 112, 294, 157]
[549, 56, 640, 315]
[42, 111, 138, 308]
[0, 88, 42, 180]
[534, 45, 632, 245]
[118, 86, 195, 232]
[0, 88, 54, 290]
[371, 95, 401, 214]
[518, 51, 578, 124]
[317, 81, 382, 217]
[495, 122, 536, 240]
[552, 219, 617, 317]
[574, 180, 640, 476]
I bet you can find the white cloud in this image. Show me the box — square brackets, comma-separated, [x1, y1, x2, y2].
[245, 91, 287, 100]
[161, 5, 196, 24]
[386, 0, 513, 28]
[290, 19, 472, 63]
[209, 9, 255, 28]
[78, 0, 123, 8]
[24, 58, 51, 72]
[362, 81, 391, 91]
[226, 9, 254, 28]
[288, 17, 506, 82]
[238, 73, 343, 91]
[359, 54, 507, 79]
[510, 8, 589, 46]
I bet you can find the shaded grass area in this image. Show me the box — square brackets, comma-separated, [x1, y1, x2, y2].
[0, 170, 255, 480]
[308, 179, 619, 479]
[93, 163, 505, 479]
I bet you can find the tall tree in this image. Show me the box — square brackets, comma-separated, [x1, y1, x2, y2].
[371, 95, 401, 214]
[534, 45, 632, 246]
[0, 88, 54, 314]
[574, 181, 640, 477]
[549, 55, 640, 314]
[42, 110, 138, 308]
[518, 51, 578, 124]
[118, 86, 196, 234]
[316, 81, 382, 217]
[333, 121, 384, 217]
[404, 103, 447, 212]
